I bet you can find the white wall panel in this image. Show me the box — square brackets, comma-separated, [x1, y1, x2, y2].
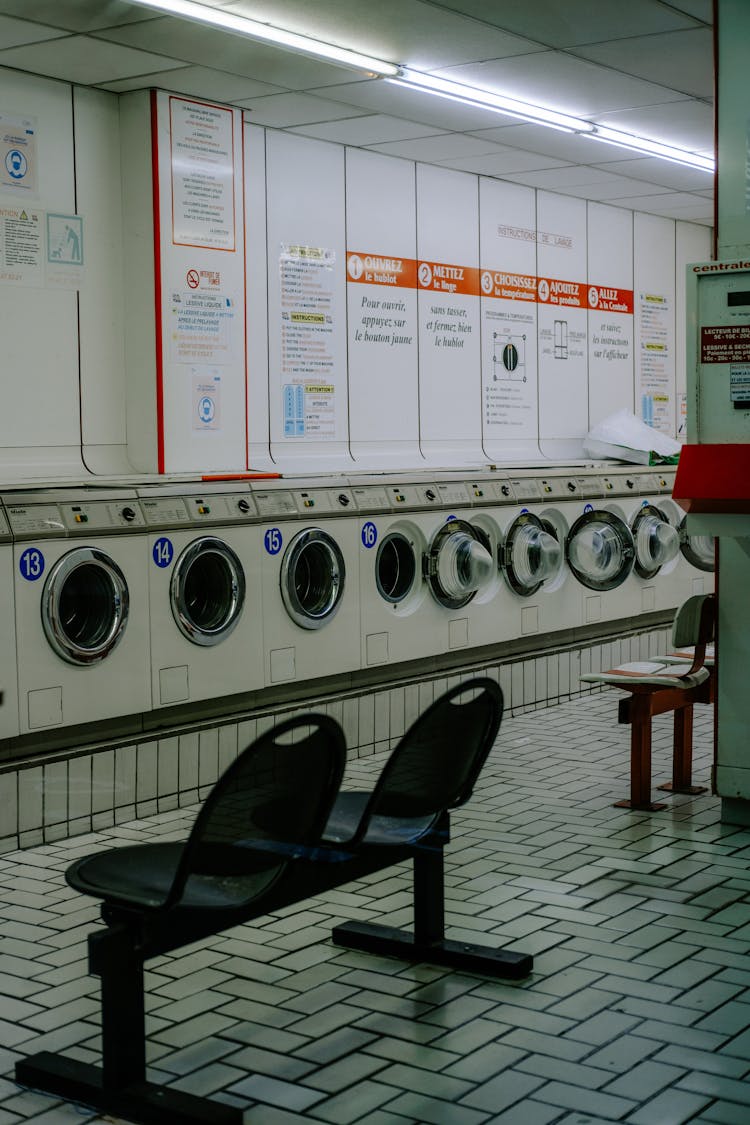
[479, 178, 540, 461]
[537, 192, 589, 459]
[244, 122, 272, 469]
[675, 220, 712, 441]
[587, 202, 634, 430]
[0, 67, 81, 478]
[266, 130, 350, 470]
[416, 164, 482, 464]
[346, 148, 420, 467]
[634, 212, 676, 437]
[74, 86, 130, 473]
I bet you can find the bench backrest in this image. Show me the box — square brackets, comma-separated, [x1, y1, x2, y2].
[353, 677, 503, 844]
[672, 593, 715, 674]
[166, 713, 347, 908]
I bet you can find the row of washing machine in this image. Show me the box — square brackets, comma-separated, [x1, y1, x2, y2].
[0, 466, 713, 740]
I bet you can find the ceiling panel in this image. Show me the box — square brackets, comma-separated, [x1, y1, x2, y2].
[291, 114, 444, 145]
[95, 15, 376, 88]
[237, 92, 371, 128]
[435, 150, 570, 175]
[0, 0, 160, 32]
[100, 66, 283, 101]
[592, 100, 713, 154]
[0, 13, 67, 48]
[423, 0, 702, 48]
[432, 52, 691, 118]
[0, 34, 185, 85]
[225, 0, 546, 70]
[572, 28, 713, 100]
[0, 0, 715, 225]
[308, 79, 523, 133]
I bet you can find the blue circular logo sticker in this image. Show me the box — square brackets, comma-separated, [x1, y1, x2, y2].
[19, 547, 44, 581]
[152, 537, 173, 568]
[264, 527, 283, 555]
[446, 514, 457, 522]
[361, 521, 378, 549]
[520, 507, 529, 514]
[584, 503, 594, 513]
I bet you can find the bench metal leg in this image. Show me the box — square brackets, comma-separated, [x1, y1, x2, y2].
[15, 925, 243, 1125]
[656, 704, 707, 795]
[332, 847, 533, 980]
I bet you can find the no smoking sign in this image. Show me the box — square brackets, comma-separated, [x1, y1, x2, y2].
[186, 268, 199, 289]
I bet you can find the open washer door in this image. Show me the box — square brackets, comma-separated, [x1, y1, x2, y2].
[503, 513, 562, 597]
[426, 519, 494, 609]
[42, 547, 129, 665]
[281, 527, 346, 630]
[170, 536, 245, 646]
[631, 504, 680, 579]
[678, 516, 715, 573]
[567, 510, 635, 591]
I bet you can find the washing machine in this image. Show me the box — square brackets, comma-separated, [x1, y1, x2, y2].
[487, 470, 585, 643]
[564, 472, 638, 628]
[351, 475, 499, 667]
[136, 484, 264, 708]
[0, 503, 19, 740]
[6, 490, 151, 733]
[252, 479, 361, 686]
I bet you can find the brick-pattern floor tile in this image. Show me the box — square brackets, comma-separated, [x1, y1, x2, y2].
[3, 692, 749, 1125]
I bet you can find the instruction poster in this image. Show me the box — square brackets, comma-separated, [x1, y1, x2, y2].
[588, 284, 634, 420]
[0, 113, 37, 197]
[170, 98, 235, 250]
[636, 290, 673, 434]
[280, 244, 337, 438]
[480, 268, 538, 440]
[0, 204, 41, 286]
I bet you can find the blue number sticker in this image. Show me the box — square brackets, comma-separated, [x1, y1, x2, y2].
[446, 514, 457, 522]
[152, 537, 173, 568]
[361, 521, 378, 549]
[584, 503, 594, 513]
[520, 507, 529, 515]
[19, 547, 44, 581]
[264, 527, 283, 555]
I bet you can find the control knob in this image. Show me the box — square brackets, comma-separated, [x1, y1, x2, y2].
[121, 506, 137, 523]
[425, 489, 436, 502]
[337, 493, 350, 507]
[501, 485, 511, 497]
[237, 498, 251, 514]
[626, 479, 634, 489]
[567, 481, 576, 492]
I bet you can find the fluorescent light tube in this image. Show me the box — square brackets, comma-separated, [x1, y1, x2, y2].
[124, 0, 399, 76]
[393, 69, 713, 172]
[588, 125, 714, 171]
[395, 69, 595, 134]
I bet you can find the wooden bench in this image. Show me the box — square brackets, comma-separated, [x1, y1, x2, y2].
[16, 678, 532, 1125]
[581, 594, 715, 811]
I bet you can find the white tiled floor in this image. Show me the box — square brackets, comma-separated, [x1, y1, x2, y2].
[1, 689, 748, 1124]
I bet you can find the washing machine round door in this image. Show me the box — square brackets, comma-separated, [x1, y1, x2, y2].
[631, 504, 680, 578]
[427, 520, 494, 609]
[375, 532, 418, 604]
[170, 536, 245, 646]
[41, 547, 129, 665]
[678, 516, 715, 572]
[281, 528, 346, 629]
[504, 513, 562, 596]
[566, 510, 635, 592]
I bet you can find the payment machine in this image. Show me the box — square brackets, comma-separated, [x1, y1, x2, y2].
[674, 259, 750, 821]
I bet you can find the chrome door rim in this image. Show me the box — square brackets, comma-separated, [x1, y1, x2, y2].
[280, 528, 345, 630]
[503, 512, 561, 597]
[566, 509, 635, 592]
[426, 519, 493, 609]
[632, 504, 679, 579]
[41, 547, 129, 665]
[678, 516, 715, 572]
[170, 536, 246, 646]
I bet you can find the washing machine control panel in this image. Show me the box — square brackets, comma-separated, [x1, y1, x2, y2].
[290, 487, 357, 515]
[436, 482, 473, 507]
[6, 500, 145, 538]
[477, 479, 517, 503]
[0, 505, 12, 543]
[253, 490, 298, 518]
[384, 483, 440, 510]
[350, 486, 391, 512]
[61, 501, 147, 532]
[508, 477, 543, 502]
[181, 493, 259, 524]
[140, 497, 191, 526]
